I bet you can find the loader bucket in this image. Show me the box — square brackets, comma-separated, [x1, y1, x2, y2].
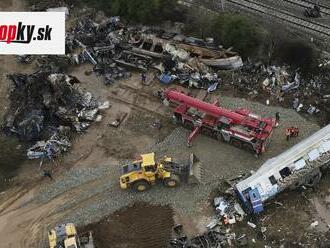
[187, 153, 204, 184]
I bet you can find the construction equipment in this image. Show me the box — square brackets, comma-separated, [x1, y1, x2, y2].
[119, 153, 203, 192]
[162, 89, 275, 155]
[48, 223, 94, 248]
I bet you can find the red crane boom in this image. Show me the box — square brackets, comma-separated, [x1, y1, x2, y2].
[163, 89, 276, 155]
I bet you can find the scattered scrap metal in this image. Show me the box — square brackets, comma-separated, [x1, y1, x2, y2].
[64, 14, 242, 89]
[229, 63, 329, 119]
[170, 225, 227, 248]
[3, 71, 109, 161]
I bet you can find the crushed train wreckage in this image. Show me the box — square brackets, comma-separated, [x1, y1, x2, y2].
[63, 16, 242, 89]
[130, 33, 243, 69]
[4, 71, 109, 160]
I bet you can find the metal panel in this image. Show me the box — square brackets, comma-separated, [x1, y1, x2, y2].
[294, 159, 306, 170]
[308, 149, 320, 161]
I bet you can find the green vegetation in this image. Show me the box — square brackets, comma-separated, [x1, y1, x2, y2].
[184, 9, 267, 58]
[80, 1, 266, 57]
[211, 14, 265, 57]
[274, 39, 319, 72]
[81, 0, 181, 24]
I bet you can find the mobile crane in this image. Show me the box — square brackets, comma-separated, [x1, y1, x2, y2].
[162, 89, 276, 155]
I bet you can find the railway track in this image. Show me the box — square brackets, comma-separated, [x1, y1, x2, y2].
[282, 0, 330, 16]
[227, 0, 330, 38]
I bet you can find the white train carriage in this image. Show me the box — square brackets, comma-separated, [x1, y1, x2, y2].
[235, 124, 330, 213]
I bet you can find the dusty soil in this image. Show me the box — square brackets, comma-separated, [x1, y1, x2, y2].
[81, 203, 174, 248]
[0, 0, 26, 11]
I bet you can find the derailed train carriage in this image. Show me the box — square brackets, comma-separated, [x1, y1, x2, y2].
[235, 124, 330, 213]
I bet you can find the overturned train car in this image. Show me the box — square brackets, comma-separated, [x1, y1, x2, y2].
[235, 124, 330, 213]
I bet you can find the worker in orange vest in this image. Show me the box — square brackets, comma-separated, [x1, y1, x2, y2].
[292, 126, 299, 137]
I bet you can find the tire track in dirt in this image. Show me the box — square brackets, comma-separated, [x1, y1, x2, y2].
[107, 83, 170, 118]
[0, 172, 117, 247]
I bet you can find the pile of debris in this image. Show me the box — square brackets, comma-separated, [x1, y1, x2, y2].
[169, 222, 249, 247]
[168, 184, 258, 247]
[64, 14, 242, 88]
[155, 52, 221, 89]
[230, 63, 329, 118]
[66, 16, 134, 85]
[213, 196, 246, 225]
[4, 71, 109, 160]
[26, 133, 71, 161]
[130, 33, 235, 89]
[170, 225, 227, 248]
[13, 10, 243, 89]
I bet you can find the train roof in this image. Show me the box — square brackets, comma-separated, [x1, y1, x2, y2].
[235, 124, 330, 193]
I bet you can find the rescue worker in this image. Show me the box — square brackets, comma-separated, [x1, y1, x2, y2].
[141, 73, 146, 84]
[285, 128, 291, 141]
[275, 112, 280, 127]
[292, 126, 299, 137]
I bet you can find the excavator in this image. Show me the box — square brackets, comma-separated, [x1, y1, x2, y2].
[119, 153, 204, 192]
[48, 223, 94, 248]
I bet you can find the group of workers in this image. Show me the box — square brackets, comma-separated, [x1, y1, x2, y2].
[275, 112, 300, 141]
[285, 126, 300, 141]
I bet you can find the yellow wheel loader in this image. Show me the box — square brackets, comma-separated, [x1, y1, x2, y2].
[48, 223, 94, 248]
[119, 153, 203, 192]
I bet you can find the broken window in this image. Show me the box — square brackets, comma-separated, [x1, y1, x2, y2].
[279, 167, 292, 179]
[269, 175, 277, 185]
[242, 187, 252, 201]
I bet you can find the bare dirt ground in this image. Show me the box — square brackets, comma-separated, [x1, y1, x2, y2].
[0, 0, 26, 11]
[81, 203, 174, 248]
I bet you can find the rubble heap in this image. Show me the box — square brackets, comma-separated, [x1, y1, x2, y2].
[67, 16, 133, 85]
[4, 71, 109, 160]
[229, 63, 329, 121]
[64, 15, 238, 89]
